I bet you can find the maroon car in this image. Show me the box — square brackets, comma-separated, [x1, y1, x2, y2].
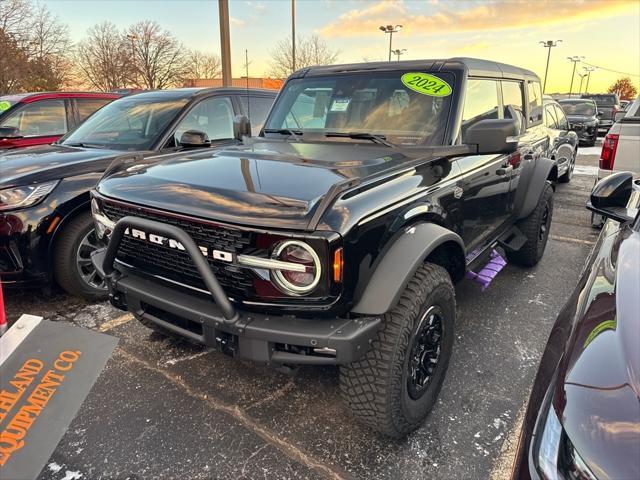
[0, 92, 121, 150]
[511, 171, 640, 480]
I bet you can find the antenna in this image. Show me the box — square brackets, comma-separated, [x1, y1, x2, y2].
[244, 49, 251, 126]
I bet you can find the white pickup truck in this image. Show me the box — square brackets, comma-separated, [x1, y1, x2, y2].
[592, 97, 640, 226]
[599, 97, 640, 179]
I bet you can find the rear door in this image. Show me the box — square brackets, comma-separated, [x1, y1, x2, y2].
[0, 98, 71, 148]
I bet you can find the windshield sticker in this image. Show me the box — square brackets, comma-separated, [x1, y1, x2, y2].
[401, 73, 452, 97]
[0, 101, 11, 112]
[330, 98, 351, 112]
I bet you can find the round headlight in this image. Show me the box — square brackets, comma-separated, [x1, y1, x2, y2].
[271, 240, 321, 295]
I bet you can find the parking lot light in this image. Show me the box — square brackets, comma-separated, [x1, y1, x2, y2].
[567, 56, 585, 98]
[539, 40, 562, 93]
[379, 24, 403, 62]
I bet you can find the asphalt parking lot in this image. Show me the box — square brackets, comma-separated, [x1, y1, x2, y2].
[5, 142, 603, 480]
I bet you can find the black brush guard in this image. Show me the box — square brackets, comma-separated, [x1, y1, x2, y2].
[94, 216, 381, 365]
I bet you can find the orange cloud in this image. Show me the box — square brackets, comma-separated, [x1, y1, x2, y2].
[320, 0, 638, 37]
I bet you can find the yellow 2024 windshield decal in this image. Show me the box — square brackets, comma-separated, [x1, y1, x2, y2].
[401, 73, 452, 97]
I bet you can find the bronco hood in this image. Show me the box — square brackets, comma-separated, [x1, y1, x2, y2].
[0, 144, 127, 188]
[96, 140, 409, 230]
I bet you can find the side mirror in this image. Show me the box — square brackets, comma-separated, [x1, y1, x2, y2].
[0, 126, 21, 138]
[179, 130, 210, 149]
[233, 115, 251, 141]
[614, 111, 626, 122]
[587, 171, 634, 223]
[464, 119, 519, 154]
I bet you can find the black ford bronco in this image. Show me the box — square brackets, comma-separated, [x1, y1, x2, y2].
[91, 58, 557, 438]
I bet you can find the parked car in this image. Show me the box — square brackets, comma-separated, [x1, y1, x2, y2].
[581, 93, 620, 133]
[0, 92, 121, 150]
[557, 98, 599, 146]
[511, 171, 640, 480]
[542, 97, 579, 182]
[91, 58, 559, 437]
[591, 97, 640, 226]
[0, 87, 277, 299]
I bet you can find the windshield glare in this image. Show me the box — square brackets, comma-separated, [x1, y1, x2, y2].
[559, 101, 596, 116]
[62, 97, 188, 150]
[264, 73, 454, 146]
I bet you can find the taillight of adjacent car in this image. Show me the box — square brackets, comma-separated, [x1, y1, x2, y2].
[600, 133, 619, 170]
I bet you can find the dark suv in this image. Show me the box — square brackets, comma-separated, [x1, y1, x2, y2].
[91, 58, 559, 437]
[0, 88, 276, 298]
[581, 93, 620, 133]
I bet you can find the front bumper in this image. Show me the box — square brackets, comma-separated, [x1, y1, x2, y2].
[92, 216, 380, 365]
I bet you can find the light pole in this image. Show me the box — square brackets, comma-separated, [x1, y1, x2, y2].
[583, 66, 596, 94]
[391, 48, 406, 61]
[567, 56, 584, 98]
[219, 0, 232, 87]
[577, 72, 588, 95]
[539, 40, 562, 93]
[291, 0, 296, 72]
[379, 25, 402, 62]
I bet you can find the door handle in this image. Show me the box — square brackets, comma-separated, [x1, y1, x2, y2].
[497, 165, 513, 176]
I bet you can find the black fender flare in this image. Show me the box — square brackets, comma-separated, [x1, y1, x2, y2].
[515, 157, 557, 220]
[351, 223, 464, 315]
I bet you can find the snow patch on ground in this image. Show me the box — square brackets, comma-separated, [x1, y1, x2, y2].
[48, 462, 63, 473]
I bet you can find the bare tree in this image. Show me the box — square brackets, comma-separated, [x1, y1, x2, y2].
[0, 29, 28, 94]
[268, 34, 339, 78]
[181, 50, 222, 81]
[75, 22, 132, 92]
[127, 21, 185, 89]
[0, 0, 71, 92]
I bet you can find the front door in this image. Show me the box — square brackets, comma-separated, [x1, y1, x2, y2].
[455, 154, 513, 252]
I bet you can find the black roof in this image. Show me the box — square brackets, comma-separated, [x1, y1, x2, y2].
[127, 87, 277, 101]
[294, 57, 540, 82]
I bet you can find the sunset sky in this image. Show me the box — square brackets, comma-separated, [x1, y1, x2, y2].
[42, 0, 640, 93]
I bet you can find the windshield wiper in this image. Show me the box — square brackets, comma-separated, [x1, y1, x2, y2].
[64, 142, 103, 149]
[263, 128, 303, 142]
[324, 132, 395, 148]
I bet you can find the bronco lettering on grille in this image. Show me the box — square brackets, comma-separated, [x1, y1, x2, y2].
[124, 228, 235, 262]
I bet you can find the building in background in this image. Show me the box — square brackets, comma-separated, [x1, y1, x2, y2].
[183, 77, 283, 90]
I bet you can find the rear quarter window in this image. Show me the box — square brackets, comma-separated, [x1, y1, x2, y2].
[527, 81, 543, 125]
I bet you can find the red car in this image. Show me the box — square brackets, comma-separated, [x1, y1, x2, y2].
[0, 92, 121, 150]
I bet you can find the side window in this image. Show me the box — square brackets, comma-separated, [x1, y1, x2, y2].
[238, 95, 275, 135]
[76, 98, 112, 122]
[553, 105, 568, 130]
[501, 81, 525, 133]
[527, 81, 543, 124]
[174, 96, 234, 144]
[461, 79, 499, 141]
[544, 105, 558, 129]
[1, 100, 67, 137]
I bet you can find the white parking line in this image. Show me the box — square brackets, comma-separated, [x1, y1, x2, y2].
[578, 146, 602, 155]
[573, 165, 598, 176]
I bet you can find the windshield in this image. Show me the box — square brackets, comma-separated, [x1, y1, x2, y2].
[61, 96, 188, 150]
[264, 72, 455, 146]
[559, 101, 596, 116]
[0, 97, 20, 115]
[582, 95, 616, 107]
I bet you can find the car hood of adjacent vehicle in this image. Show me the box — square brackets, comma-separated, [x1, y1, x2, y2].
[0, 144, 125, 189]
[96, 139, 410, 230]
[554, 224, 640, 480]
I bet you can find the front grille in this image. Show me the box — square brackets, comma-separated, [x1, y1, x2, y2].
[102, 200, 257, 299]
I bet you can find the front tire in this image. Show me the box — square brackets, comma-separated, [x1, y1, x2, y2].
[54, 211, 107, 300]
[340, 262, 455, 438]
[558, 149, 576, 183]
[507, 183, 554, 267]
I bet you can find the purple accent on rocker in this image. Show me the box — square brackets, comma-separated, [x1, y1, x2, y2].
[465, 249, 507, 290]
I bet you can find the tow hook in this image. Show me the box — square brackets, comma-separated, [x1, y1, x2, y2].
[215, 331, 238, 357]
